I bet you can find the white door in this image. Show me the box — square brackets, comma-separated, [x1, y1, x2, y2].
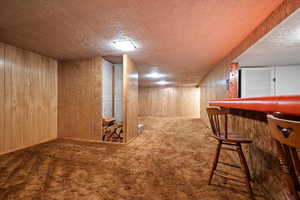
[241, 67, 275, 98]
[275, 65, 300, 95]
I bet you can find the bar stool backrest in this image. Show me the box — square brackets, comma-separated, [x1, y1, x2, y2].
[207, 107, 229, 139]
[267, 115, 300, 148]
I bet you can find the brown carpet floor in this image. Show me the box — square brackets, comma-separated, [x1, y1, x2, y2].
[0, 117, 269, 200]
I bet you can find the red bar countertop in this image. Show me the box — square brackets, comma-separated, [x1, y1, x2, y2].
[208, 95, 300, 116]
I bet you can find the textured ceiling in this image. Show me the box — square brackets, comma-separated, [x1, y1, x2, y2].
[0, 0, 283, 86]
[236, 9, 300, 67]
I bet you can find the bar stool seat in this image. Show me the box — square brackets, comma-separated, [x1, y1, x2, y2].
[207, 107, 254, 199]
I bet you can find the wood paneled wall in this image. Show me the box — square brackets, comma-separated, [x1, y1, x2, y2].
[0, 44, 4, 153]
[0, 42, 58, 155]
[123, 54, 138, 143]
[199, 2, 300, 200]
[139, 86, 200, 118]
[58, 57, 102, 140]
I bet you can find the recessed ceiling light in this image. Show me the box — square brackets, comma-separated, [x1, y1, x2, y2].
[156, 80, 170, 85]
[145, 72, 167, 79]
[112, 40, 136, 51]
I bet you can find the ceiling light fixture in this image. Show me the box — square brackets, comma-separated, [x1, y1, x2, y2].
[156, 80, 170, 85]
[112, 40, 136, 51]
[145, 72, 167, 79]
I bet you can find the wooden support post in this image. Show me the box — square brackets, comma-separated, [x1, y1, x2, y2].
[229, 62, 239, 98]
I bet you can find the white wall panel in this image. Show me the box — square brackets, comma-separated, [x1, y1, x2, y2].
[102, 59, 113, 117]
[275, 65, 300, 95]
[114, 64, 123, 122]
[241, 67, 275, 97]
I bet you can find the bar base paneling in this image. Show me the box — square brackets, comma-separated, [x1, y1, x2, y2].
[0, 42, 58, 154]
[228, 109, 283, 200]
[139, 86, 200, 118]
[58, 57, 102, 140]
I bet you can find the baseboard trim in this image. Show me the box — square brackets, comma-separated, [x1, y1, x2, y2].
[139, 115, 201, 119]
[60, 137, 125, 145]
[0, 135, 138, 156]
[125, 134, 139, 144]
[0, 137, 57, 156]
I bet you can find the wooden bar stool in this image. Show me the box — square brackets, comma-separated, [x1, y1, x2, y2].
[267, 114, 300, 200]
[207, 107, 254, 199]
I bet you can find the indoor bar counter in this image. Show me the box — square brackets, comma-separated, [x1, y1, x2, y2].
[208, 95, 300, 199]
[209, 95, 300, 116]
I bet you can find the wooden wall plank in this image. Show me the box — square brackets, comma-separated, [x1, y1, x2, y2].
[58, 57, 102, 140]
[123, 54, 138, 143]
[139, 86, 200, 117]
[0, 42, 57, 154]
[0, 43, 4, 153]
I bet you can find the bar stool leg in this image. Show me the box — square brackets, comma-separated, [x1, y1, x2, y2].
[237, 143, 252, 180]
[208, 140, 222, 185]
[290, 147, 300, 178]
[237, 143, 254, 199]
[277, 141, 300, 200]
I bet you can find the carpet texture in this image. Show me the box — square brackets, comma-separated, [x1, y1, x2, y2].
[0, 117, 270, 200]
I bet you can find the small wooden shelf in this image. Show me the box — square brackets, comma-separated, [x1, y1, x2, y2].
[208, 95, 300, 116]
